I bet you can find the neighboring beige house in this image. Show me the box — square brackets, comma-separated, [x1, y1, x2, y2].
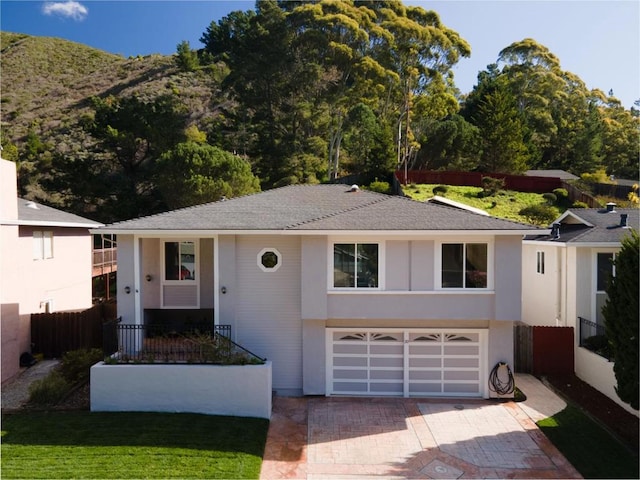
[97, 184, 544, 400]
[0, 158, 102, 383]
[522, 205, 639, 415]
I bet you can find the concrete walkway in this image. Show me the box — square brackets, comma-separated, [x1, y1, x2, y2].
[260, 374, 580, 479]
[1, 360, 59, 411]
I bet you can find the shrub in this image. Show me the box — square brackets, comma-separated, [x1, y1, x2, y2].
[480, 176, 505, 196]
[553, 188, 569, 201]
[581, 168, 612, 184]
[367, 180, 390, 194]
[542, 192, 557, 205]
[59, 348, 104, 384]
[571, 201, 588, 209]
[432, 185, 448, 196]
[28, 371, 70, 405]
[518, 204, 559, 225]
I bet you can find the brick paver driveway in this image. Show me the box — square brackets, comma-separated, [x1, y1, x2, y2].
[261, 396, 581, 479]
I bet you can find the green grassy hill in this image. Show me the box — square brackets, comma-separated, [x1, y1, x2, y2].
[404, 184, 562, 225]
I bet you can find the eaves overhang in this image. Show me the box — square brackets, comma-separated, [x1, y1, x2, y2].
[3, 219, 103, 228]
[91, 228, 549, 237]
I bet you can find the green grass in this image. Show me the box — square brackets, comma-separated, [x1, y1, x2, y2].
[537, 405, 639, 479]
[404, 184, 561, 224]
[1, 411, 269, 479]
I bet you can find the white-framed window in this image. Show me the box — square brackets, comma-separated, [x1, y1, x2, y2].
[163, 240, 197, 282]
[594, 250, 617, 324]
[536, 251, 545, 274]
[596, 252, 616, 292]
[437, 240, 491, 289]
[258, 248, 282, 272]
[161, 239, 199, 308]
[331, 241, 382, 289]
[33, 231, 53, 260]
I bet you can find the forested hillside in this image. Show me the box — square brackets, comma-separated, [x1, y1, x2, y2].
[1, 1, 638, 224]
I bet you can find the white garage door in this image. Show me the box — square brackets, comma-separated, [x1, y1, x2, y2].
[327, 328, 487, 398]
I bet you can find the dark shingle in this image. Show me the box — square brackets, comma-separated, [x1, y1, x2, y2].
[100, 184, 543, 233]
[17, 198, 102, 227]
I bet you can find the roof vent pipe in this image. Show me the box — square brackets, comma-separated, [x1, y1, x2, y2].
[606, 202, 616, 212]
[551, 222, 561, 239]
[620, 213, 629, 228]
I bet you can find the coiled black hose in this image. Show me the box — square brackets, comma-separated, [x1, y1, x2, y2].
[488, 362, 515, 395]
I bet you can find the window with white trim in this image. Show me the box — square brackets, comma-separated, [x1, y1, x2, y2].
[33, 231, 53, 260]
[162, 240, 199, 308]
[164, 240, 197, 281]
[596, 252, 615, 292]
[258, 248, 281, 272]
[333, 242, 379, 289]
[536, 251, 545, 274]
[440, 242, 488, 289]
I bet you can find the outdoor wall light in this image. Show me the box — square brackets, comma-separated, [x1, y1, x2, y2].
[124, 286, 131, 294]
[145, 274, 152, 282]
[220, 286, 227, 294]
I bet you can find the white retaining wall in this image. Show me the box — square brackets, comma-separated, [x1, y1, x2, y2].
[90, 361, 272, 419]
[575, 349, 638, 417]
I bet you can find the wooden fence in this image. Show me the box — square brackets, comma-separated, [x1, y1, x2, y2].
[31, 302, 117, 358]
[396, 170, 563, 193]
[514, 324, 574, 375]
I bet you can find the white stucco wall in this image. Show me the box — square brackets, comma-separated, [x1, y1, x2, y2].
[91, 361, 272, 419]
[575, 348, 639, 417]
[521, 243, 561, 326]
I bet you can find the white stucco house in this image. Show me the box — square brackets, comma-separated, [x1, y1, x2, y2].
[0, 158, 102, 383]
[95, 184, 545, 400]
[522, 204, 638, 415]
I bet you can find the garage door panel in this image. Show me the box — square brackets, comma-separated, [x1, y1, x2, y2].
[334, 357, 368, 367]
[443, 357, 480, 368]
[444, 370, 479, 381]
[333, 344, 367, 354]
[334, 369, 367, 379]
[409, 370, 441, 380]
[444, 345, 479, 355]
[410, 357, 442, 368]
[328, 328, 486, 398]
[409, 345, 442, 355]
[370, 344, 403, 354]
[444, 383, 480, 394]
[370, 370, 403, 380]
[371, 382, 403, 393]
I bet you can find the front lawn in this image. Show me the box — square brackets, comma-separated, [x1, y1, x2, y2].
[1, 411, 268, 479]
[537, 405, 639, 479]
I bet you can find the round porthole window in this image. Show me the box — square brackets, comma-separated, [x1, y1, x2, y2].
[258, 248, 281, 272]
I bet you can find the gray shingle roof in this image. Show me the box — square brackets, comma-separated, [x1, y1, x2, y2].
[526, 207, 638, 244]
[100, 184, 542, 233]
[15, 198, 102, 227]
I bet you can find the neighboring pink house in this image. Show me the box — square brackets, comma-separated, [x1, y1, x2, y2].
[0, 158, 102, 383]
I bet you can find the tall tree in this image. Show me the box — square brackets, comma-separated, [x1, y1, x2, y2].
[473, 78, 528, 173]
[603, 229, 639, 410]
[156, 141, 260, 209]
[44, 94, 188, 222]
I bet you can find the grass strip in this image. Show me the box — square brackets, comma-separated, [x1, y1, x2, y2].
[537, 404, 639, 479]
[1, 411, 268, 479]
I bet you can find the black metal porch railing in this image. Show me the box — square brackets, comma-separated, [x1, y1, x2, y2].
[102, 319, 265, 364]
[578, 316, 613, 361]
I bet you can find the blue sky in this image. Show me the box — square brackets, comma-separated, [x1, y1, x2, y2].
[1, 1, 638, 108]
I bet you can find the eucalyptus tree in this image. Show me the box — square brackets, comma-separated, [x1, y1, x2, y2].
[370, 1, 470, 174]
[288, 0, 395, 180]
